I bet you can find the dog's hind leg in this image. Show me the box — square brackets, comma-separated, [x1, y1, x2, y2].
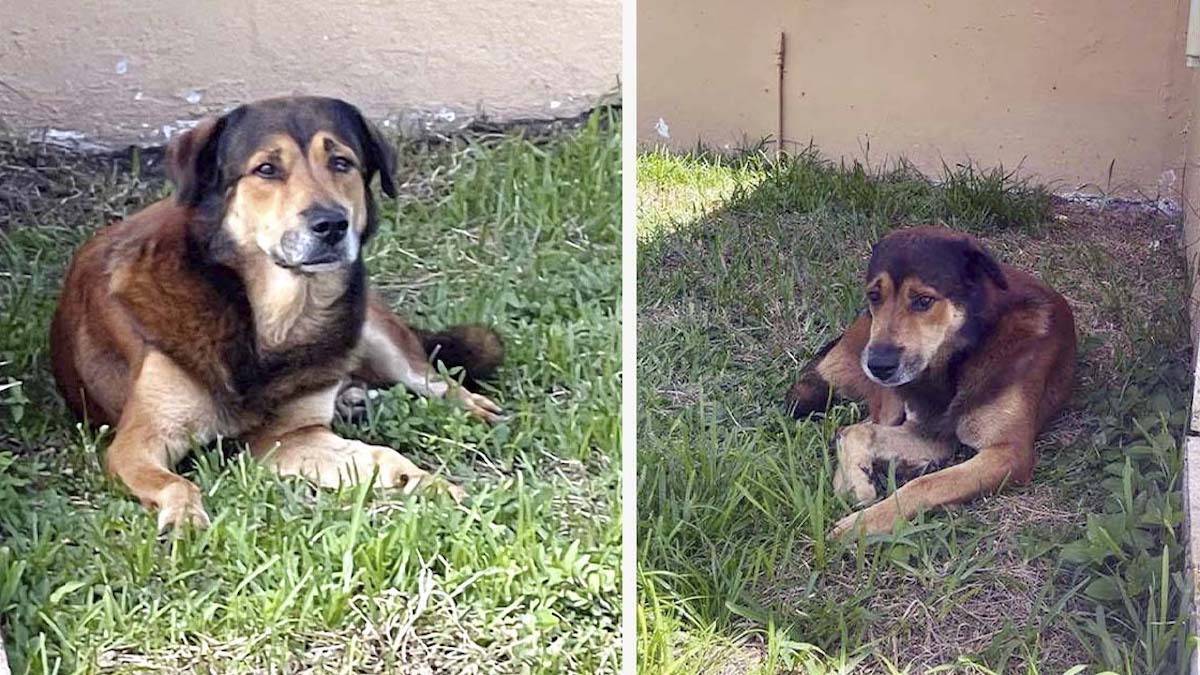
[249, 384, 464, 500]
[786, 313, 903, 424]
[103, 351, 218, 531]
[348, 293, 503, 423]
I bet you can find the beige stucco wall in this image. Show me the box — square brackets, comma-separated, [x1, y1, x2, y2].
[0, 0, 620, 144]
[639, 0, 1191, 198]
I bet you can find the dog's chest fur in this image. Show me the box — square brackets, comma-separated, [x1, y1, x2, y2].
[897, 376, 963, 440]
[109, 223, 365, 426]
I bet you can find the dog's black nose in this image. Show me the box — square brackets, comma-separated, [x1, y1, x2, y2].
[866, 345, 901, 381]
[306, 207, 349, 245]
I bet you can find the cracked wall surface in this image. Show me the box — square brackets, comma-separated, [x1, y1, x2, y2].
[0, 0, 621, 144]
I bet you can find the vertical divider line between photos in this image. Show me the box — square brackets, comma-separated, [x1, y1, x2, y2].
[1185, 188, 1200, 675]
[620, 0, 638, 673]
[1188, 327, 1200, 675]
[1175, 17, 1200, 667]
[1188, 352, 1200, 675]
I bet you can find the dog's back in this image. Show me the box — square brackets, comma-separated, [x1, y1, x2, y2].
[50, 201, 194, 426]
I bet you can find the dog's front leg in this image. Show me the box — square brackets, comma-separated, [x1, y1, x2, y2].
[832, 422, 953, 506]
[832, 387, 1037, 539]
[831, 443, 1028, 539]
[105, 351, 218, 531]
[349, 294, 502, 423]
[249, 384, 464, 501]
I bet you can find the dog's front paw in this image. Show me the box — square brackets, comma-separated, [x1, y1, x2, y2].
[454, 389, 503, 424]
[829, 502, 898, 541]
[832, 463, 877, 505]
[154, 481, 211, 533]
[830, 511, 863, 541]
[832, 425, 877, 505]
[358, 442, 467, 504]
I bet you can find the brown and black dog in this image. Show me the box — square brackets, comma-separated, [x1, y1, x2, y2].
[50, 96, 504, 531]
[784, 227, 1076, 539]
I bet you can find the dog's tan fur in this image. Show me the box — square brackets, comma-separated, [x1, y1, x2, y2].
[50, 97, 502, 530]
[785, 227, 1076, 539]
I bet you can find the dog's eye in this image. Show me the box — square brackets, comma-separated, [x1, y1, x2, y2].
[330, 157, 355, 173]
[911, 295, 935, 311]
[866, 289, 882, 305]
[253, 163, 279, 179]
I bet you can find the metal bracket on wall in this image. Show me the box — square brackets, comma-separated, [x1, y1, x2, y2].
[776, 31, 787, 159]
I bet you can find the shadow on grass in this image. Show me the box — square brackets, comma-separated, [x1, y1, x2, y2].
[636, 147, 1192, 674]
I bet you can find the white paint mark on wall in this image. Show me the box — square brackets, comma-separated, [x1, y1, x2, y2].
[159, 119, 200, 140]
[655, 117, 670, 139]
[1161, 168, 1178, 192]
[44, 129, 86, 143]
[115, 58, 129, 75]
[39, 129, 111, 152]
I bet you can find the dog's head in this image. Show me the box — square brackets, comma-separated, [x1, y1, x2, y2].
[167, 96, 397, 273]
[860, 227, 1008, 386]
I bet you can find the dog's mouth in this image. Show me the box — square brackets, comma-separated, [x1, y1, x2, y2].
[273, 253, 349, 274]
[863, 368, 919, 387]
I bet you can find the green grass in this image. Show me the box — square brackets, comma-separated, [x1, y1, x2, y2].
[0, 111, 621, 673]
[637, 147, 1193, 673]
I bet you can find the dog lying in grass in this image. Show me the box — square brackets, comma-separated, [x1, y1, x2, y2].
[785, 227, 1076, 539]
[50, 96, 503, 530]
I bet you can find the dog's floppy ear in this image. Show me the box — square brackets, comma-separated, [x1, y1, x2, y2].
[356, 114, 398, 198]
[167, 116, 225, 206]
[964, 241, 1008, 290]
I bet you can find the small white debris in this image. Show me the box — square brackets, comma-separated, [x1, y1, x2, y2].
[44, 129, 86, 143]
[549, 100, 562, 109]
[133, 90, 143, 101]
[183, 89, 202, 104]
[655, 117, 670, 139]
[115, 58, 128, 75]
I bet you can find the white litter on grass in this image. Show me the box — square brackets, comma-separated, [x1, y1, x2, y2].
[1058, 190, 1182, 218]
[654, 117, 670, 139]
